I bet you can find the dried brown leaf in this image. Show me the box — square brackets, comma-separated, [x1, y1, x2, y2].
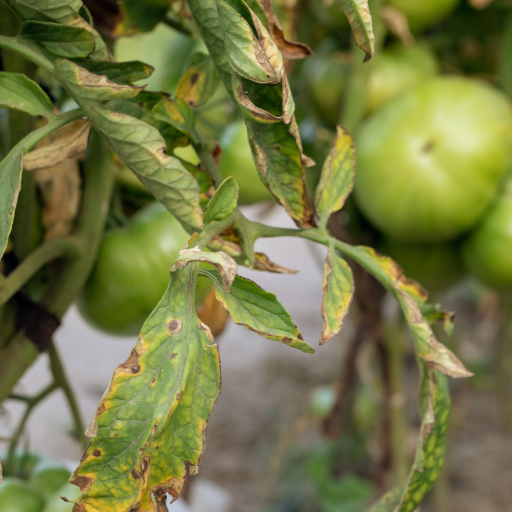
[380, 6, 414, 46]
[253, 252, 298, 274]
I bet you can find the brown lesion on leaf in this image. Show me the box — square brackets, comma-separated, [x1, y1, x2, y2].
[119, 348, 143, 375]
[253, 252, 298, 274]
[152, 478, 185, 509]
[176, 391, 183, 401]
[128, 504, 141, 512]
[131, 468, 141, 480]
[166, 319, 183, 335]
[70, 475, 93, 492]
[190, 72, 199, 86]
[92, 449, 101, 457]
[141, 455, 150, 484]
[281, 337, 293, 344]
[170, 352, 178, 359]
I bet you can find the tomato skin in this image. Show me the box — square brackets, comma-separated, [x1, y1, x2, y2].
[78, 203, 191, 336]
[366, 44, 438, 114]
[387, 0, 461, 31]
[0, 477, 45, 512]
[463, 186, 512, 289]
[219, 121, 273, 205]
[29, 460, 70, 500]
[355, 77, 512, 243]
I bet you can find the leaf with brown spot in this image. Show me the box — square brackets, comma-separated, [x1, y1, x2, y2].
[320, 245, 354, 345]
[201, 269, 314, 354]
[71, 267, 221, 511]
[175, 53, 220, 108]
[253, 252, 298, 274]
[24, 119, 91, 171]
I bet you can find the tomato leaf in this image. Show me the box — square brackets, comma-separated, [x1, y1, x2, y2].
[152, 97, 197, 141]
[349, 246, 472, 378]
[315, 126, 356, 228]
[202, 269, 315, 354]
[55, 59, 203, 232]
[173, 249, 237, 292]
[0, 149, 23, 260]
[320, 245, 354, 345]
[3, 0, 82, 24]
[367, 369, 450, 512]
[19, 20, 95, 58]
[71, 59, 154, 85]
[70, 268, 221, 510]
[175, 53, 220, 108]
[203, 176, 239, 225]
[24, 118, 91, 171]
[334, 0, 375, 62]
[252, 252, 298, 274]
[0, 72, 56, 119]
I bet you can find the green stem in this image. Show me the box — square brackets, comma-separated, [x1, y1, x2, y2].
[48, 341, 87, 448]
[0, 35, 54, 73]
[163, 12, 195, 37]
[0, 236, 82, 306]
[192, 139, 224, 186]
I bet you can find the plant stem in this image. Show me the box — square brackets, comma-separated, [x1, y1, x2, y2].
[192, 139, 225, 186]
[0, 236, 81, 306]
[0, 35, 54, 73]
[48, 341, 87, 448]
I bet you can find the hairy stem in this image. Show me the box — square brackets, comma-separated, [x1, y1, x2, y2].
[0, 236, 82, 306]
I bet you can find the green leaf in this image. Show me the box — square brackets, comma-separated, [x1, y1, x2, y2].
[367, 369, 450, 512]
[3, 0, 82, 24]
[70, 268, 221, 509]
[0, 149, 23, 260]
[334, 0, 375, 62]
[0, 72, 55, 118]
[71, 59, 154, 85]
[349, 246, 472, 379]
[203, 176, 239, 225]
[152, 97, 197, 140]
[172, 249, 238, 292]
[315, 126, 356, 228]
[55, 59, 203, 232]
[175, 53, 220, 108]
[320, 245, 354, 345]
[116, 0, 169, 36]
[202, 269, 315, 354]
[19, 20, 95, 58]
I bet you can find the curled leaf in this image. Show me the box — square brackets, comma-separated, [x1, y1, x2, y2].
[152, 97, 196, 140]
[24, 119, 91, 171]
[253, 252, 298, 274]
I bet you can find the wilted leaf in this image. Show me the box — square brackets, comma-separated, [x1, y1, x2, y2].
[320, 245, 354, 345]
[258, 0, 313, 60]
[0, 72, 56, 119]
[196, 286, 230, 337]
[35, 156, 81, 240]
[315, 125, 356, 227]
[152, 97, 196, 140]
[24, 119, 91, 171]
[175, 53, 220, 108]
[0, 149, 23, 260]
[71, 59, 154, 84]
[253, 252, 298, 274]
[202, 269, 315, 354]
[19, 20, 96, 58]
[334, 0, 375, 62]
[203, 176, 238, 225]
[172, 248, 237, 292]
[55, 59, 203, 232]
[367, 369, 450, 512]
[71, 268, 221, 510]
[350, 246, 472, 378]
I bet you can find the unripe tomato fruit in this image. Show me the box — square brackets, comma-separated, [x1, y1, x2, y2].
[78, 203, 212, 336]
[219, 121, 274, 205]
[366, 44, 438, 114]
[463, 183, 512, 289]
[29, 459, 70, 500]
[355, 77, 512, 243]
[387, 0, 461, 31]
[42, 483, 82, 512]
[380, 238, 464, 293]
[0, 477, 45, 512]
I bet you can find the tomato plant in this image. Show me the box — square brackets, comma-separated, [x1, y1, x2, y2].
[0, 0, 503, 511]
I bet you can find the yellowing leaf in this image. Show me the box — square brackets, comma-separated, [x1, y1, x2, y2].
[334, 0, 375, 62]
[71, 269, 221, 511]
[253, 252, 298, 274]
[320, 245, 354, 345]
[24, 119, 91, 171]
[315, 125, 356, 228]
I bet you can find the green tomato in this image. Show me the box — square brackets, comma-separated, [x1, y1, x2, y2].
[380, 238, 464, 293]
[387, 0, 461, 31]
[42, 483, 82, 512]
[309, 386, 336, 419]
[0, 477, 45, 512]
[463, 183, 512, 289]
[355, 77, 512, 243]
[29, 459, 70, 500]
[306, 51, 350, 127]
[219, 121, 273, 205]
[366, 43, 438, 114]
[78, 203, 212, 336]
